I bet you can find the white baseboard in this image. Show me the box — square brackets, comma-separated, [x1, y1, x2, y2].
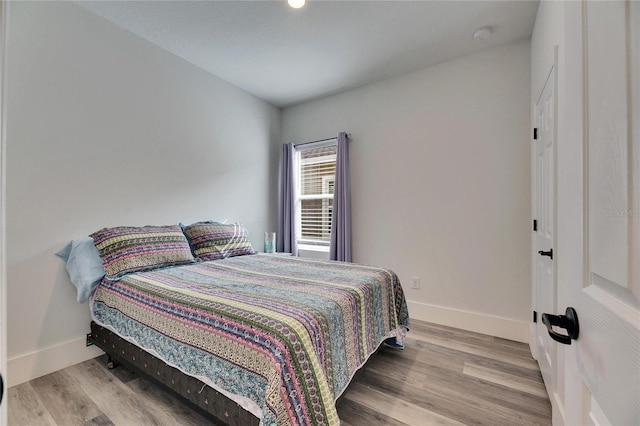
[8, 337, 104, 387]
[407, 300, 530, 343]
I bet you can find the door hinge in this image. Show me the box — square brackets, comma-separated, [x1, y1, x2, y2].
[533, 311, 538, 323]
[533, 128, 538, 140]
[533, 219, 537, 231]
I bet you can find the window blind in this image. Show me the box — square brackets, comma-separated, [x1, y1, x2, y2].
[298, 144, 337, 245]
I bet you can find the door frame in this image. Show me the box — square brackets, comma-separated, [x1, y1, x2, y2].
[0, 0, 7, 422]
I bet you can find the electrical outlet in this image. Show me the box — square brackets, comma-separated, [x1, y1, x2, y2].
[411, 276, 420, 290]
[86, 333, 94, 347]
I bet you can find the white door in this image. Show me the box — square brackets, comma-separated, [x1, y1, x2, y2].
[533, 62, 557, 407]
[557, 1, 639, 424]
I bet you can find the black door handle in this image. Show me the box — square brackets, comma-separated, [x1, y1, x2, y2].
[0, 372, 3, 405]
[541, 307, 579, 345]
[538, 249, 553, 259]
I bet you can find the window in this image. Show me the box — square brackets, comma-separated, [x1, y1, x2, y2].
[295, 141, 337, 251]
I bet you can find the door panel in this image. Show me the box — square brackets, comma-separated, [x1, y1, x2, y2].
[586, 0, 629, 287]
[563, 1, 640, 424]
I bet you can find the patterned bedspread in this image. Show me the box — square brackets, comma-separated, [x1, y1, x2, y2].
[90, 254, 409, 426]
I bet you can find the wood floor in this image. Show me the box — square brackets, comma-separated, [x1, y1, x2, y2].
[8, 320, 551, 426]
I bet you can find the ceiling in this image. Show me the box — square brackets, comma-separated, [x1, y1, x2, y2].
[76, 0, 539, 108]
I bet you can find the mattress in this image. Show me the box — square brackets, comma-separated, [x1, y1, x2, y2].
[90, 254, 409, 426]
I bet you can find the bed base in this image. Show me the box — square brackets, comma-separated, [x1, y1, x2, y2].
[90, 321, 260, 426]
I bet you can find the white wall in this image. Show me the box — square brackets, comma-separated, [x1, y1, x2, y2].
[283, 40, 532, 342]
[5, 1, 281, 386]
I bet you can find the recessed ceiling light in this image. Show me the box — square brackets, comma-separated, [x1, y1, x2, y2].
[473, 26, 492, 41]
[288, 0, 305, 9]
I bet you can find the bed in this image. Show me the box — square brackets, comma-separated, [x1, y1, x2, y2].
[61, 223, 409, 425]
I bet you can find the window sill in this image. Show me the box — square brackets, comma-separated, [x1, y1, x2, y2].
[297, 244, 329, 253]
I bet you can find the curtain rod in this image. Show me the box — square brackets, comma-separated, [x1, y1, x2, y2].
[293, 133, 351, 147]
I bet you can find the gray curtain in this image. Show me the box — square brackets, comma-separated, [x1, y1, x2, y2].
[277, 143, 297, 255]
[330, 132, 352, 262]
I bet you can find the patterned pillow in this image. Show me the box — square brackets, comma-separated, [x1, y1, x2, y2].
[90, 225, 195, 280]
[183, 222, 256, 261]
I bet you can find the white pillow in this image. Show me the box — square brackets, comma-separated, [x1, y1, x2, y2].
[56, 237, 105, 303]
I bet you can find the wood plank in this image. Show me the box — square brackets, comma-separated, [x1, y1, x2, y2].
[463, 362, 549, 398]
[358, 355, 551, 425]
[7, 383, 56, 426]
[370, 351, 551, 417]
[379, 340, 465, 373]
[337, 417, 355, 426]
[344, 382, 466, 426]
[354, 369, 498, 426]
[384, 337, 544, 383]
[28, 369, 104, 425]
[336, 395, 409, 426]
[410, 322, 533, 359]
[407, 328, 540, 370]
[124, 374, 214, 425]
[64, 358, 176, 426]
[85, 413, 115, 426]
[411, 321, 532, 356]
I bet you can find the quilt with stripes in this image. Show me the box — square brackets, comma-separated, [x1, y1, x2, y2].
[90, 254, 409, 426]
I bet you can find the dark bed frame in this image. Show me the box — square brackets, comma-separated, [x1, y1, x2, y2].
[90, 321, 260, 426]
